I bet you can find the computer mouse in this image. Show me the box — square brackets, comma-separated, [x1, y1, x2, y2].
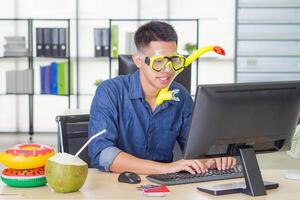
[118, 171, 141, 184]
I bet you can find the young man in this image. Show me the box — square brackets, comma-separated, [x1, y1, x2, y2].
[88, 21, 236, 174]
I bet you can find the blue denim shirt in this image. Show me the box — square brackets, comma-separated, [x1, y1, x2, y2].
[88, 70, 193, 171]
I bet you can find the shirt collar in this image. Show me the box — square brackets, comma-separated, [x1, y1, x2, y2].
[129, 70, 179, 105]
[129, 70, 144, 99]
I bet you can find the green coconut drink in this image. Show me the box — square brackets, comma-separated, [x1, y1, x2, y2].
[45, 129, 106, 193]
[45, 153, 88, 193]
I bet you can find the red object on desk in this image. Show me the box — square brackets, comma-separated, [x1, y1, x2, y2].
[143, 185, 170, 193]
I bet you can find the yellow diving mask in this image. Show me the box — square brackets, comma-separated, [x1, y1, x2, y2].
[141, 54, 186, 72]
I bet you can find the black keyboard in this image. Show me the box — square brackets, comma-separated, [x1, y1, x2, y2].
[146, 166, 244, 185]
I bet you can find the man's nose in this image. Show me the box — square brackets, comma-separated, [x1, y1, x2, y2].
[162, 62, 172, 72]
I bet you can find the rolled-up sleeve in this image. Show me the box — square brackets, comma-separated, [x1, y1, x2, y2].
[88, 81, 122, 171]
[99, 146, 122, 171]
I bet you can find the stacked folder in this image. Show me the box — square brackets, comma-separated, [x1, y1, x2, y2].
[40, 62, 73, 95]
[3, 36, 29, 57]
[36, 28, 67, 57]
[5, 69, 33, 94]
[94, 28, 111, 57]
[111, 25, 119, 58]
[125, 32, 136, 54]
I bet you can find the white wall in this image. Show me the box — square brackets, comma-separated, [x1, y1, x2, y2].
[78, 0, 138, 19]
[0, 0, 15, 18]
[0, 0, 236, 132]
[16, 0, 75, 19]
[170, 0, 236, 86]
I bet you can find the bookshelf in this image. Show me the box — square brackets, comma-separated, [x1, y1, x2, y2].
[0, 19, 32, 136]
[235, 0, 300, 82]
[0, 18, 71, 138]
[1, 18, 200, 135]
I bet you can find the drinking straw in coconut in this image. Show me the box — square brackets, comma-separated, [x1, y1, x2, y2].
[75, 129, 107, 157]
[59, 121, 64, 153]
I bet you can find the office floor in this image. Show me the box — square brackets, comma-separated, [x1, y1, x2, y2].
[0, 132, 299, 172]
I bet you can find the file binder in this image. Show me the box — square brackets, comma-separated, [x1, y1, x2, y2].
[11, 71, 16, 94]
[102, 28, 110, 57]
[45, 65, 51, 94]
[58, 62, 68, 95]
[58, 28, 67, 57]
[43, 28, 52, 57]
[51, 28, 59, 57]
[40, 66, 46, 94]
[24, 69, 33, 94]
[50, 62, 58, 94]
[94, 28, 102, 57]
[111, 25, 118, 58]
[16, 71, 22, 93]
[5, 71, 11, 93]
[125, 32, 136, 54]
[36, 28, 44, 57]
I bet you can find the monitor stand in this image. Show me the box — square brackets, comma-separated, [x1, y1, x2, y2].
[197, 147, 279, 196]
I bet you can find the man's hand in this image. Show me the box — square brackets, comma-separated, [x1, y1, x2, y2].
[162, 157, 237, 174]
[163, 159, 208, 174]
[204, 157, 237, 170]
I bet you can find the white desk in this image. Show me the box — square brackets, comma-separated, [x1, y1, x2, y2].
[0, 169, 300, 200]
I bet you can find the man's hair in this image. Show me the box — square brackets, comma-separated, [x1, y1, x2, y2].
[134, 21, 178, 50]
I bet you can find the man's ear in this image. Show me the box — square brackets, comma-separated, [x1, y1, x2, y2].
[132, 53, 142, 69]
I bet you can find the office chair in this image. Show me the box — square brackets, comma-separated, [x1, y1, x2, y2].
[56, 114, 91, 167]
[118, 55, 191, 93]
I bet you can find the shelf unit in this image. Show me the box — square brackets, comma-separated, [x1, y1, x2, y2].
[0, 18, 71, 138]
[235, 0, 300, 82]
[1, 18, 201, 134]
[0, 18, 33, 136]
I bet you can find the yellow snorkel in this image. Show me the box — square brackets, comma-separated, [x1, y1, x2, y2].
[155, 46, 225, 106]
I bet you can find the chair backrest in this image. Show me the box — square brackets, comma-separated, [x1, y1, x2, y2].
[118, 55, 191, 93]
[56, 114, 91, 167]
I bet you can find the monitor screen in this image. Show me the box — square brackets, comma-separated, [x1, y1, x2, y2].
[118, 55, 191, 93]
[184, 81, 300, 159]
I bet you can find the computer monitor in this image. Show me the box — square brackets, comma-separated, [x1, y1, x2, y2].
[183, 81, 300, 196]
[118, 55, 191, 93]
